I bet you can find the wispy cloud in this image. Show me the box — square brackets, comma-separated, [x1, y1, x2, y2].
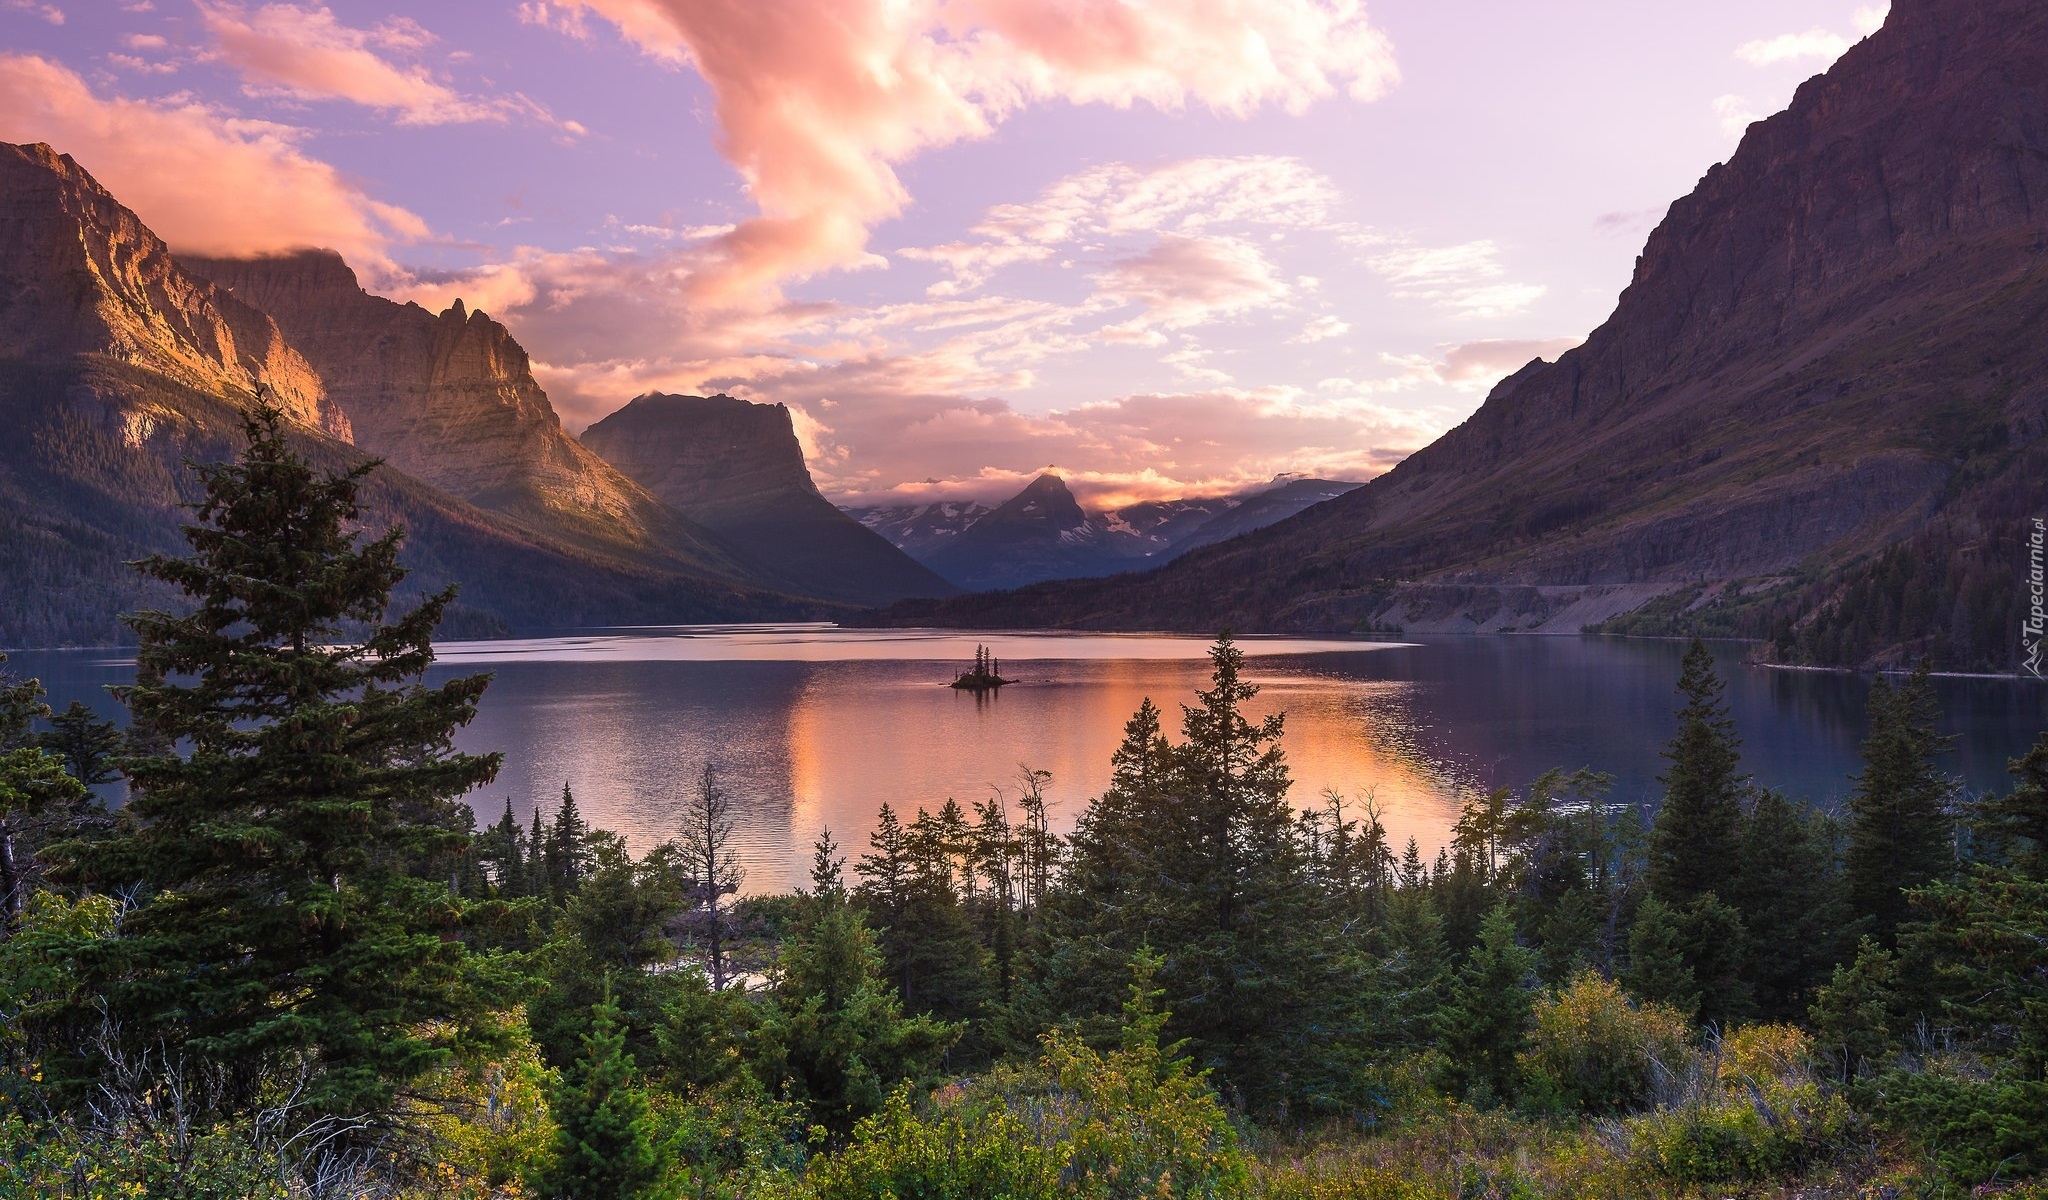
[1353, 235, 1546, 318]
[909, 155, 1342, 296]
[198, 3, 580, 130]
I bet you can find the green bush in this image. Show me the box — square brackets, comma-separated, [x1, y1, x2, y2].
[795, 954, 1247, 1199]
[1619, 1026, 1859, 1186]
[1517, 972, 1690, 1115]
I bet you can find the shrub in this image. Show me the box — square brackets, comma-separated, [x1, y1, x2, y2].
[797, 953, 1248, 1199]
[1618, 1025, 1860, 1186]
[1518, 972, 1689, 1115]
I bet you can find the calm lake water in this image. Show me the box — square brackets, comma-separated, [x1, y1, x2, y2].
[10, 627, 2045, 894]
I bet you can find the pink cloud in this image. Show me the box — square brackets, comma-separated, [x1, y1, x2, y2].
[0, 53, 427, 268]
[1091, 233, 1290, 337]
[198, 3, 570, 128]
[542, 0, 1397, 303]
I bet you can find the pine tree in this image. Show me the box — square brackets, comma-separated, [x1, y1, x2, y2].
[1730, 790, 1846, 1020]
[1678, 893, 1753, 1029]
[36, 701, 123, 787]
[1622, 895, 1698, 1018]
[68, 398, 505, 1117]
[808, 827, 846, 897]
[0, 663, 95, 925]
[1972, 731, 2048, 876]
[1845, 663, 1957, 945]
[537, 990, 672, 1200]
[547, 783, 596, 899]
[478, 798, 528, 896]
[1648, 639, 1747, 906]
[1439, 904, 1539, 1106]
[756, 892, 954, 1133]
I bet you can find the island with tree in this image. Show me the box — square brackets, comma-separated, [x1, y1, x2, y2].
[950, 643, 1013, 691]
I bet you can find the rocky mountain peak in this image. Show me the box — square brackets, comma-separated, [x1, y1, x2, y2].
[0, 141, 342, 437]
[178, 248, 664, 536]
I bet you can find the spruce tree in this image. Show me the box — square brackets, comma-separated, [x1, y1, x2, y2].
[1648, 639, 1746, 906]
[0, 663, 96, 925]
[36, 701, 123, 787]
[1439, 904, 1539, 1105]
[547, 783, 596, 899]
[1845, 663, 1956, 945]
[1730, 790, 1846, 1020]
[1622, 895, 1698, 1018]
[538, 990, 672, 1200]
[808, 827, 846, 897]
[70, 398, 505, 1116]
[756, 891, 953, 1133]
[1972, 731, 2048, 876]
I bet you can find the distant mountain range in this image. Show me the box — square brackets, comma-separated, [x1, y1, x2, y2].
[843, 474, 1362, 592]
[872, 0, 2048, 673]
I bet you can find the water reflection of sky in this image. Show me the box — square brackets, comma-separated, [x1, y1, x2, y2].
[8, 629, 2044, 896]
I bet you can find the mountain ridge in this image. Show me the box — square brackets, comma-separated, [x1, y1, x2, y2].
[867, 0, 2048, 672]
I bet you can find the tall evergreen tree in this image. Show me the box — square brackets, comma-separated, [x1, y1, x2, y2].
[1730, 790, 1847, 1020]
[1439, 904, 1539, 1106]
[0, 664, 95, 926]
[1844, 663, 1957, 946]
[1971, 731, 2048, 875]
[546, 783, 596, 899]
[68, 398, 506, 1117]
[1648, 639, 1747, 906]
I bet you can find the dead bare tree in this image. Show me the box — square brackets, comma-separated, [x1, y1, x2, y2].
[674, 762, 745, 990]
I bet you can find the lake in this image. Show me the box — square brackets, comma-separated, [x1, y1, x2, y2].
[10, 627, 2044, 894]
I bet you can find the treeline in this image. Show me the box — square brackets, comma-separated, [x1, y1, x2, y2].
[0, 402, 2044, 1198]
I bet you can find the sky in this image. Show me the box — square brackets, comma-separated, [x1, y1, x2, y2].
[0, 0, 1888, 507]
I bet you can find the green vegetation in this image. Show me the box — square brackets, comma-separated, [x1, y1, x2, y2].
[0, 410, 2043, 1197]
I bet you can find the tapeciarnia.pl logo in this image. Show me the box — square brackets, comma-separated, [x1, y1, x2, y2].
[2026, 516, 2045, 679]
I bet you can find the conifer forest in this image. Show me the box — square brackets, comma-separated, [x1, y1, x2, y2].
[1, 405, 2044, 1199]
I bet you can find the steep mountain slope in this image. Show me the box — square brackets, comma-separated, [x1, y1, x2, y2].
[0, 143, 340, 437]
[874, 0, 2048, 671]
[579, 393, 955, 606]
[175, 250, 735, 564]
[0, 143, 834, 645]
[1169, 477, 1364, 554]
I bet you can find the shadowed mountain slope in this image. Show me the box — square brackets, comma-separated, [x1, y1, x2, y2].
[872, 0, 2048, 672]
[580, 393, 956, 606]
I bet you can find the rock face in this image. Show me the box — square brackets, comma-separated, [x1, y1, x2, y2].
[0, 143, 341, 436]
[580, 393, 956, 606]
[177, 250, 670, 545]
[874, 0, 2048, 669]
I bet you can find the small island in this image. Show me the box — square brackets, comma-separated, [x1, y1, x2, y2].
[950, 643, 1014, 690]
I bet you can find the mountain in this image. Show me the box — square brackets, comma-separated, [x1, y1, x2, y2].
[173, 250, 726, 561]
[913, 473, 1149, 592]
[0, 142, 836, 646]
[842, 501, 994, 560]
[845, 475, 1361, 592]
[871, 0, 2048, 673]
[1169, 477, 1364, 554]
[579, 393, 955, 606]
